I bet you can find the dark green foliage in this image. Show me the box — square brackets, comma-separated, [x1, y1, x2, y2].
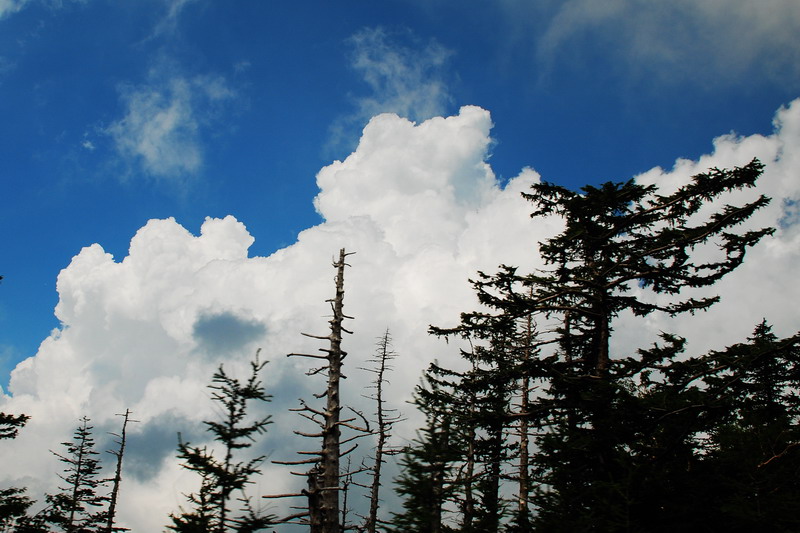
[0, 486, 38, 531]
[697, 323, 800, 531]
[390, 368, 462, 533]
[0, 412, 30, 440]
[42, 417, 108, 533]
[0, 412, 44, 531]
[168, 351, 275, 532]
[394, 159, 785, 531]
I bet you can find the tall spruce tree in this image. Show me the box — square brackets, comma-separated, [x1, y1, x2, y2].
[519, 159, 774, 530]
[423, 159, 773, 530]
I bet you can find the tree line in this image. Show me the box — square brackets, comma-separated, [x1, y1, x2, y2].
[2, 158, 799, 531]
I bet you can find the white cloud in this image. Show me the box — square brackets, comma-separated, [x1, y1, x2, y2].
[501, 0, 800, 87]
[152, 0, 198, 36]
[613, 99, 800, 357]
[328, 27, 455, 153]
[0, 0, 29, 20]
[2, 99, 800, 530]
[106, 67, 235, 181]
[348, 27, 453, 122]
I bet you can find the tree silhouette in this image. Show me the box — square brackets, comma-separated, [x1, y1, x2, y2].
[169, 351, 274, 532]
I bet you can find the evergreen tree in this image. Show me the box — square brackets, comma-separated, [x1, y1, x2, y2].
[0, 412, 40, 532]
[390, 368, 461, 533]
[43, 416, 108, 533]
[698, 322, 800, 531]
[168, 351, 275, 532]
[424, 159, 773, 530]
[503, 159, 772, 530]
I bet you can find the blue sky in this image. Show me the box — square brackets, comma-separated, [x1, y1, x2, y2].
[2, 1, 798, 378]
[1, 1, 799, 528]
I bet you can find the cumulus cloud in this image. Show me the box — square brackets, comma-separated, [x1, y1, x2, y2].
[612, 99, 800, 356]
[500, 0, 800, 88]
[106, 66, 235, 181]
[2, 100, 800, 530]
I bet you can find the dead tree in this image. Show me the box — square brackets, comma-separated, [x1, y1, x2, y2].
[268, 249, 368, 532]
[359, 329, 402, 533]
[105, 409, 137, 532]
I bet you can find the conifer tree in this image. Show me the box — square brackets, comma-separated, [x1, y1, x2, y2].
[423, 159, 774, 530]
[517, 159, 774, 529]
[43, 417, 108, 533]
[389, 367, 461, 533]
[168, 351, 274, 532]
[0, 412, 39, 531]
[698, 322, 800, 531]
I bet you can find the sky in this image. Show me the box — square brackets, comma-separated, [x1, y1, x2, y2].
[0, 0, 799, 530]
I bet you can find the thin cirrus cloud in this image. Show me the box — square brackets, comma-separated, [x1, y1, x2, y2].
[0, 0, 29, 20]
[348, 26, 454, 122]
[105, 71, 235, 181]
[1, 98, 798, 530]
[327, 27, 455, 154]
[501, 0, 800, 87]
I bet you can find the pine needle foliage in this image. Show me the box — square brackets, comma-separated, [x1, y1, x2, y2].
[168, 351, 275, 532]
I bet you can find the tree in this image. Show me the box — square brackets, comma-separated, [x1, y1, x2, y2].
[269, 249, 368, 533]
[429, 284, 544, 531]
[389, 367, 462, 533]
[0, 412, 39, 532]
[0, 412, 30, 440]
[43, 417, 108, 533]
[104, 410, 135, 533]
[168, 351, 275, 532]
[360, 329, 402, 533]
[698, 322, 800, 531]
[441, 159, 769, 530]
[421, 159, 774, 530]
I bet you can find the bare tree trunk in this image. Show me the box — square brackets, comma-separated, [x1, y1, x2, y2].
[517, 314, 533, 525]
[319, 248, 348, 532]
[106, 409, 135, 533]
[363, 330, 400, 533]
[270, 249, 358, 533]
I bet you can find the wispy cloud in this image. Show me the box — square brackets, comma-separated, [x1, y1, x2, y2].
[501, 0, 800, 88]
[348, 27, 453, 122]
[148, 0, 199, 39]
[0, 0, 29, 20]
[328, 27, 454, 154]
[106, 65, 235, 182]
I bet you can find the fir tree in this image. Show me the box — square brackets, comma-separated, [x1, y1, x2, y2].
[0, 412, 39, 531]
[699, 322, 800, 531]
[168, 351, 275, 532]
[43, 417, 108, 533]
[390, 368, 461, 533]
